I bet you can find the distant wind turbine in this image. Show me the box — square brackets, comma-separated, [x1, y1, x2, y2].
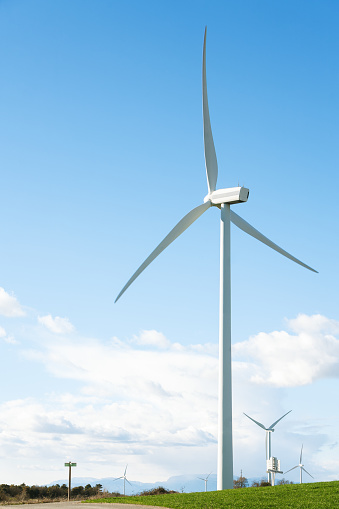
[244, 410, 292, 484]
[115, 28, 317, 490]
[198, 472, 212, 492]
[284, 445, 314, 484]
[114, 465, 131, 496]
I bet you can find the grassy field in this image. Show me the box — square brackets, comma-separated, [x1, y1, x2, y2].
[86, 481, 339, 508]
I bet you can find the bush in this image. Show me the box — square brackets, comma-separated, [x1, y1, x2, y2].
[277, 478, 294, 485]
[139, 486, 178, 496]
[251, 478, 272, 487]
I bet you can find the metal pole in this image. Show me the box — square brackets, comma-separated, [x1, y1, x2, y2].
[268, 432, 272, 484]
[217, 204, 233, 490]
[68, 463, 71, 501]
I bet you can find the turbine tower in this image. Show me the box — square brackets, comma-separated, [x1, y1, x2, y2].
[284, 445, 314, 484]
[244, 410, 292, 484]
[198, 472, 212, 492]
[115, 28, 317, 490]
[113, 465, 131, 496]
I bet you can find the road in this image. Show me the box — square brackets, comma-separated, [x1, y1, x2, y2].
[0, 502, 170, 509]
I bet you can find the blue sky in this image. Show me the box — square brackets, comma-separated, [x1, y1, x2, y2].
[0, 0, 338, 487]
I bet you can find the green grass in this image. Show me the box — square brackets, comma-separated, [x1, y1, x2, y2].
[85, 481, 339, 508]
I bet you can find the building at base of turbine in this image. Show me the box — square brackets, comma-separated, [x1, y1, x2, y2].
[267, 456, 282, 486]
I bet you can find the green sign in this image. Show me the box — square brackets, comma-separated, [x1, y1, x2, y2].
[64, 462, 77, 467]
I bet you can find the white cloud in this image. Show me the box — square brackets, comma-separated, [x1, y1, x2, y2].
[0, 287, 25, 317]
[0, 326, 18, 344]
[21, 331, 218, 459]
[3, 331, 220, 484]
[233, 314, 339, 387]
[3, 314, 339, 485]
[3, 335, 19, 345]
[130, 329, 171, 349]
[38, 314, 75, 334]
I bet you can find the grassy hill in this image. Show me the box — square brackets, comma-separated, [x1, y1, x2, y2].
[87, 481, 339, 508]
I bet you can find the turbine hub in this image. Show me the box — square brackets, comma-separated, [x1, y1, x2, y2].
[204, 186, 249, 206]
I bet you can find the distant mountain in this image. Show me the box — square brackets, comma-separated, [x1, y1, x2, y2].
[48, 474, 218, 494]
[48, 473, 268, 494]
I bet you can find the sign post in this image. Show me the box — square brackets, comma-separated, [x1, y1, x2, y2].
[64, 461, 77, 500]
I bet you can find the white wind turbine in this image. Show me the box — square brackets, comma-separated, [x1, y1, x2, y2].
[198, 472, 212, 492]
[284, 444, 314, 484]
[115, 28, 317, 490]
[244, 410, 292, 484]
[114, 465, 131, 496]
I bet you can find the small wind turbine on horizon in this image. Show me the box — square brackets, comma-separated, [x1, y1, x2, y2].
[198, 472, 212, 492]
[113, 465, 131, 496]
[115, 28, 317, 490]
[284, 445, 314, 484]
[244, 410, 292, 484]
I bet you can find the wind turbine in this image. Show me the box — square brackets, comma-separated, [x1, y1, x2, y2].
[244, 410, 292, 484]
[284, 444, 314, 484]
[113, 465, 131, 496]
[115, 28, 317, 490]
[198, 472, 212, 492]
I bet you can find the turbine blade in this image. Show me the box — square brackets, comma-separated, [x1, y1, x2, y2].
[230, 211, 318, 273]
[268, 410, 292, 430]
[115, 201, 212, 302]
[113, 477, 123, 481]
[124, 465, 128, 476]
[300, 444, 303, 464]
[302, 467, 314, 479]
[126, 479, 132, 486]
[284, 466, 298, 474]
[243, 412, 266, 430]
[202, 27, 218, 194]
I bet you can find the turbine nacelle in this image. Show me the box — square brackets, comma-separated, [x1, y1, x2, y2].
[204, 186, 250, 206]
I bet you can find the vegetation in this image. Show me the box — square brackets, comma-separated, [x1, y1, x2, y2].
[249, 478, 271, 487]
[233, 475, 249, 488]
[277, 478, 295, 485]
[0, 483, 103, 503]
[138, 487, 178, 496]
[86, 480, 339, 508]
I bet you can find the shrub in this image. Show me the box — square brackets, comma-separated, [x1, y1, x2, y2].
[251, 478, 272, 487]
[138, 486, 178, 496]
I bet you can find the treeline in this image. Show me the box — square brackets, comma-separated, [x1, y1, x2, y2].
[233, 475, 294, 488]
[0, 483, 103, 502]
[0, 479, 293, 501]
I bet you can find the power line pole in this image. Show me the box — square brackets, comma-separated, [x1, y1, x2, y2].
[64, 461, 77, 500]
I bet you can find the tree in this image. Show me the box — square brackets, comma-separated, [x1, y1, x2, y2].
[26, 486, 40, 499]
[71, 486, 84, 497]
[277, 478, 294, 485]
[233, 475, 248, 488]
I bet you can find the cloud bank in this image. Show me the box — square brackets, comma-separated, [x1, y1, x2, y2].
[1, 300, 339, 484]
[233, 314, 339, 387]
